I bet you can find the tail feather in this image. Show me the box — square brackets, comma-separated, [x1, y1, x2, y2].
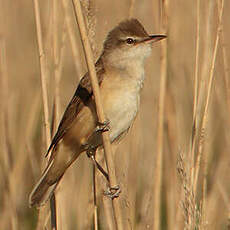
[29, 144, 82, 208]
[29, 160, 61, 208]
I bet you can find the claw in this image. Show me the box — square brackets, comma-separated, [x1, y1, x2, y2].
[95, 119, 110, 133]
[104, 185, 121, 199]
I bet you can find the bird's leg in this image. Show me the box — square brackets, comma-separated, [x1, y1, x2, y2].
[86, 146, 109, 181]
[86, 146, 121, 199]
[85, 120, 121, 199]
[85, 119, 110, 181]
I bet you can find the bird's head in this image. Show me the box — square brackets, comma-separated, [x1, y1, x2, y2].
[102, 19, 166, 68]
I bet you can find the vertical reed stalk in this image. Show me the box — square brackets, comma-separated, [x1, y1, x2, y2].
[33, 0, 51, 146]
[61, 0, 83, 78]
[0, 38, 12, 176]
[53, 0, 61, 125]
[218, 0, 229, 108]
[200, 0, 225, 228]
[153, 1, 168, 229]
[0, 36, 19, 230]
[33, 0, 56, 229]
[129, 0, 135, 18]
[190, 0, 200, 187]
[53, 29, 67, 129]
[186, 0, 201, 226]
[193, 0, 224, 195]
[71, 0, 124, 229]
[93, 165, 98, 230]
[51, 2, 67, 227]
[51, 3, 61, 229]
[80, 2, 99, 228]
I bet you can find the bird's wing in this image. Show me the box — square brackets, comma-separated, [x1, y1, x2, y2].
[46, 58, 105, 158]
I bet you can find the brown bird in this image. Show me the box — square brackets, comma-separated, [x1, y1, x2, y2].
[29, 18, 166, 207]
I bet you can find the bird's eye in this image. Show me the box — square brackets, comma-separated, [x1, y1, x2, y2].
[126, 38, 135, 44]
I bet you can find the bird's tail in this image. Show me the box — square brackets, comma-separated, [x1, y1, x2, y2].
[29, 160, 62, 208]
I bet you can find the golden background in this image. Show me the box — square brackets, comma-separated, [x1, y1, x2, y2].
[0, 0, 230, 229]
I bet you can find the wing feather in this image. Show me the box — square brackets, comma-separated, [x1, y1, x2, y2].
[46, 58, 105, 157]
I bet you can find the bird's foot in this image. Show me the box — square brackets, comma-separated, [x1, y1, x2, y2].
[95, 119, 110, 133]
[104, 185, 121, 199]
[86, 145, 97, 158]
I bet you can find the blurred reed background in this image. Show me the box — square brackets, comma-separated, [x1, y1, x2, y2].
[0, 0, 230, 229]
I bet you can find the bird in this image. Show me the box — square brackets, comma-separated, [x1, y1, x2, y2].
[29, 18, 166, 208]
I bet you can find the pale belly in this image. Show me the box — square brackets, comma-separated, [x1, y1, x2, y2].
[101, 87, 140, 142]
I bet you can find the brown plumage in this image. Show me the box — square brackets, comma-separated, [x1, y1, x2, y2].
[29, 18, 166, 207]
[29, 58, 105, 207]
[45, 57, 105, 160]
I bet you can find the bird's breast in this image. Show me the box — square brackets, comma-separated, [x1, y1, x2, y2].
[100, 71, 143, 142]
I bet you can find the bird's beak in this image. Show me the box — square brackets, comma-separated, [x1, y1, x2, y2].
[141, 34, 167, 44]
